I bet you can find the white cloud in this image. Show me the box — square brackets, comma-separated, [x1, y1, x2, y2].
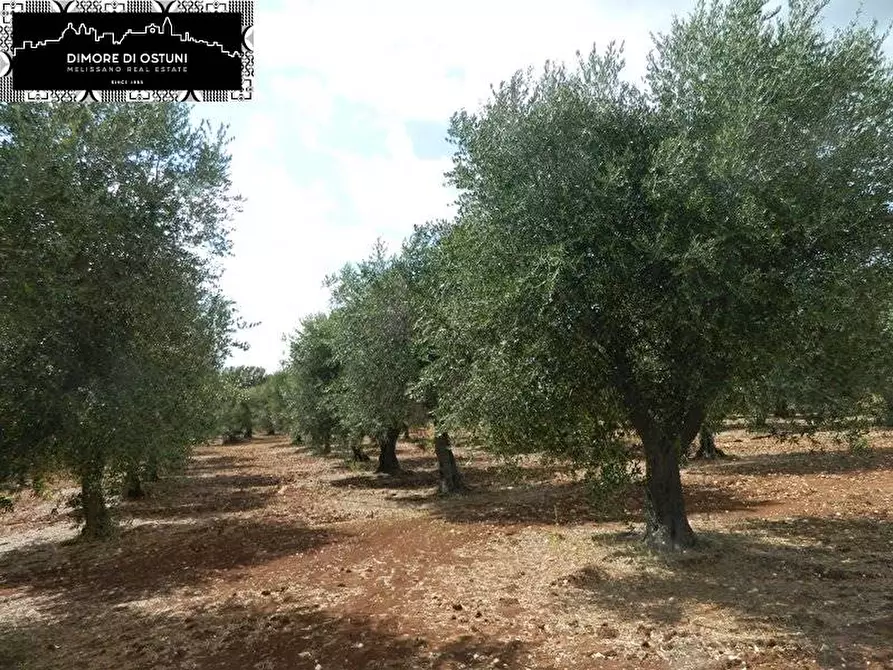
[261, 0, 667, 122]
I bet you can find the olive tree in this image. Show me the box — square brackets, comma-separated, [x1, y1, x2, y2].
[327, 242, 421, 474]
[284, 313, 345, 454]
[433, 0, 893, 548]
[399, 223, 467, 494]
[252, 370, 290, 436]
[0, 103, 240, 538]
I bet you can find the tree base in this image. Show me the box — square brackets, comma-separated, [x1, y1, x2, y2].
[693, 428, 726, 460]
[644, 521, 697, 551]
[434, 433, 467, 495]
[375, 462, 401, 475]
[351, 446, 371, 462]
[692, 446, 728, 460]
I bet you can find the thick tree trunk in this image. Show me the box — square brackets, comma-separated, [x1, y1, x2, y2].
[433, 432, 466, 495]
[694, 427, 726, 460]
[146, 454, 160, 482]
[124, 468, 145, 499]
[375, 428, 401, 474]
[80, 459, 112, 540]
[642, 435, 695, 550]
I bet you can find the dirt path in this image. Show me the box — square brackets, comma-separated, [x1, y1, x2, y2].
[1, 432, 891, 669]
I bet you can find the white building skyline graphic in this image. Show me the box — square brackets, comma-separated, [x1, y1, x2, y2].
[14, 16, 241, 58]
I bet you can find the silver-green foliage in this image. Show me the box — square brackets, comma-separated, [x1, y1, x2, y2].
[425, 0, 893, 546]
[0, 103, 240, 537]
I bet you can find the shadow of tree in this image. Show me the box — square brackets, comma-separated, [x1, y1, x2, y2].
[328, 445, 574, 494]
[0, 517, 340, 605]
[331, 469, 441, 491]
[187, 454, 258, 473]
[564, 516, 892, 668]
[396, 476, 772, 526]
[124, 470, 289, 520]
[0, 590, 541, 670]
[698, 446, 893, 477]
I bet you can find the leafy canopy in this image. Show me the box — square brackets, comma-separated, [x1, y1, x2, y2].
[428, 0, 893, 460]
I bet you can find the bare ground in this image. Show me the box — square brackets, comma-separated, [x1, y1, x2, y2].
[1, 430, 891, 670]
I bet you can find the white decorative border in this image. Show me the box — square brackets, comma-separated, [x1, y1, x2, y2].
[0, 0, 254, 102]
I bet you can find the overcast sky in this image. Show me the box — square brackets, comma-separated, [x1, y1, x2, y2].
[196, 0, 893, 373]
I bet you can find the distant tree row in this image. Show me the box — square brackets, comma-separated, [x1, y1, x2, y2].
[280, 0, 893, 550]
[215, 365, 289, 442]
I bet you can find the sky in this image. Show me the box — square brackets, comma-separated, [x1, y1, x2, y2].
[196, 0, 893, 373]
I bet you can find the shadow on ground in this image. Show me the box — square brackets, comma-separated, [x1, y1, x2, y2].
[0, 595, 543, 670]
[565, 515, 892, 668]
[699, 445, 893, 477]
[411, 477, 772, 526]
[0, 516, 340, 605]
[124, 469, 289, 520]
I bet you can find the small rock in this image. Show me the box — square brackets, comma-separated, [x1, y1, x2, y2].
[452, 603, 463, 611]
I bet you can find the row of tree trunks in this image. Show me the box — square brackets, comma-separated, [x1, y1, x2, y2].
[374, 427, 466, 494]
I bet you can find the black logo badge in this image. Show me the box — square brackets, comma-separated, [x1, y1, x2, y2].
[0, 1, 255, 103]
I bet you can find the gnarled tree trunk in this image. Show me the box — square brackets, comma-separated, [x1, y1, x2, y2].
[626, 395, 702, 551]
[694, 426, 725, 460]
[319, 436, 332, 456]
[80, 458, 112, 539]
[642, 437, 694, 549]
[376, 427, 401, 474]
[433, 432, 466, 495]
